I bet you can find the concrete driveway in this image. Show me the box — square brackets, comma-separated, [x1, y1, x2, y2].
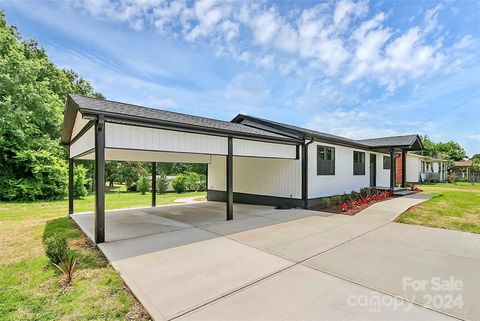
[72, 195, 479, 321]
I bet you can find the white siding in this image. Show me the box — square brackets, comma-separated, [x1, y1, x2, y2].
[105, 123, 228, 155]
[233, 139, 297, 159]
[376, 154, 391, 187]
[77, 149, 211, 163]
[208, 155, 302, 198]
[70, 126, 94, 158]
[308, 141, 390, 198]
[70, 112, 90, 140]
[406, 154, 421, 183]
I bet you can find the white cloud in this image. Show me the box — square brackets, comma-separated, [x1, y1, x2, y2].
[73, 0, 476, 93]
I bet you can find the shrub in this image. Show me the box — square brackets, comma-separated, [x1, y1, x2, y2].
[137, 176, 150, 195]
[320, 197, 331, 209]
[156, 171, 169, 194]
[331, 195, 342, 206]
[53, 253, 77, 286]
[359, 187, 370, 198]
[185, 172, 201, 191]
[172, 175, 187, 193]
[73, 164, 88, 199]
[197, 174, 207, 191]
[350, 190, 360, 200]
[44, 234, 69, 265]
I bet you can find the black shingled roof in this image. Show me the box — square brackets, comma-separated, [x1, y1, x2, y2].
[232, 114, 423, 151]
[62, 95, 300, 144]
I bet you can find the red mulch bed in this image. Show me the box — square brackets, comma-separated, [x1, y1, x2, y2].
[311, 196, 397, 216]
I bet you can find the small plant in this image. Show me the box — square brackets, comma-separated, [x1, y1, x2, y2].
[342, 202, 348, 212]
[53, 253, 77, 286]
[350, 190, 360, 200]
[44, 234, 69, 265]
[359, 187, 370, 198]
[185, 172, 201, 191]
[137, 176, 150, 195]
[320, 197, 331, 209]
[156, 171, 169, 194]
[172, 175, 187, 193]
[331, 195, 342, 206]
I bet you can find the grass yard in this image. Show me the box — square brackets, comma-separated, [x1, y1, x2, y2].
[0, 190, 206, 321]
[396, 182, 480, 233]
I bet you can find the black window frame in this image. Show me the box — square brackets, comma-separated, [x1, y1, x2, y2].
[383, 155, 391, 169]
[353, 151, 366, 175]
[317, 145, 335, 175]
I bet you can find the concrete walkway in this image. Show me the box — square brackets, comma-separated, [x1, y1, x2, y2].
[72, 195, 479, 321]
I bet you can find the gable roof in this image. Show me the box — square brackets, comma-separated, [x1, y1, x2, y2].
[232, 114, 423, 151]
[61, 95, 300, 145]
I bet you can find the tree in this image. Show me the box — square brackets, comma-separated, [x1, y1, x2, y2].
[116, 162, 148, 191]
[73, 164, 89, 199]
[0, 11, 103, 201]
[419, 136, 467, 161]
[172, 175, 187, 193]
[137, 176, 150, 195]
[156, 171, 169, 194]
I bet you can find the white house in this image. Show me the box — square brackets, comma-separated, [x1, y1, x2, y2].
[61, 95, 423, 243]
[403, 153, 448, 183]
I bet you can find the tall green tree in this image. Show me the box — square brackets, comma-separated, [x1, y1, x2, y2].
[419, 136, 467, 161]
[0, 11, 103, 200]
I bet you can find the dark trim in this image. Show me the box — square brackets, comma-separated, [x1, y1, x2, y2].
[401, 149, 407, 188]
[152, 162, 156, 207]
[207, 190, 304, 208]
[70, 120, 95, 145]
[295, 145, 299, 160]
[226, 137, 233, 220]
[68, 158, 74, 215]
[302, 139, 314, 209]
[80, 112, 301, 145]
[94, 115, 106, 244]
[389, 148, 395, 191]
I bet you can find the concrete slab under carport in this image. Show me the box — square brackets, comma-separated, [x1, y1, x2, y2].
[305, 222, 480, 321]
[179, 265, 453, 321]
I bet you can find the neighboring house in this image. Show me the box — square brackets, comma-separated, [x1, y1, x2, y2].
[62, 95, 424, 242]
[452, 160, 473, 178]
[396, 153, 448, 183]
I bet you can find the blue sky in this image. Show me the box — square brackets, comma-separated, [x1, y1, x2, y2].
[2, 0, 479, 156]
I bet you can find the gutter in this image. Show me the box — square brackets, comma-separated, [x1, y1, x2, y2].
[303, 137, 314, 209]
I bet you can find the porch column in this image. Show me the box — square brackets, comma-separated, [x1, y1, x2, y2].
[152, 162, 156, 207]
[389, 148, 395, 191]
[94, 115, 106, 244]
[226, 137, 233, 220]
[68, 158, 74, 215]
[401, 149, 407, 188]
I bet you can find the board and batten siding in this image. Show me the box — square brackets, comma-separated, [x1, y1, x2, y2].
[406, 154, 421, 183]
[233, 139, 297, 159]
[308, 141, 390, 198]
[69, 126, 94, 158]
[208, 155, 302, 199]
[105, 123, 228, 155]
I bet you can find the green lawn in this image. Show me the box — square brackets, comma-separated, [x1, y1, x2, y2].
[396, 182, 480, 233]
[0, 190, 206, 321]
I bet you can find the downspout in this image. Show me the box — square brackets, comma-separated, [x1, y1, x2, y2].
[302, 138, 314, 209]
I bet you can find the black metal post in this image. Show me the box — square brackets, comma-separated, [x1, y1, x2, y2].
[226, 137, 233, 220]
[94, 115, 105, 244]
[390, 148, 395, 192]
[68, 158, 74, 215]
[401, 149, 407, 188]
[151, 162, 156, 207]
[301, 143, 308, 209]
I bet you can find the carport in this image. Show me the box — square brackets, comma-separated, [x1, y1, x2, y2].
[61, 94, 302, 243]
